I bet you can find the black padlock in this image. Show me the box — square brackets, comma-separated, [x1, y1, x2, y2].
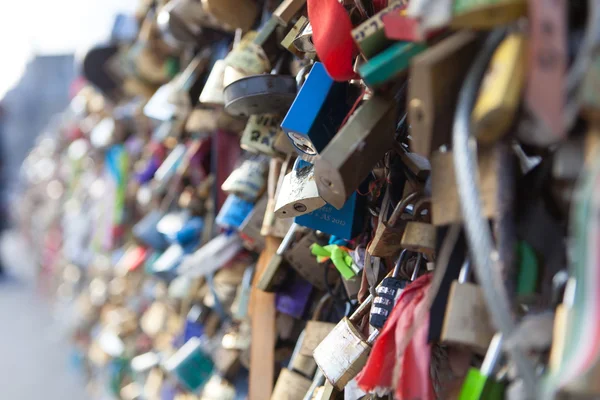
[369, 250, 421, 329]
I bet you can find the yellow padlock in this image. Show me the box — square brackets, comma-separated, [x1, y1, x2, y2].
[472, 33, 527, 144]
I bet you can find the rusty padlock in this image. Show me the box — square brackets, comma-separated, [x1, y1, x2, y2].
[400, 197, 437, 257]
[313, 295, 379, 390]
[367, 191, 421, 258]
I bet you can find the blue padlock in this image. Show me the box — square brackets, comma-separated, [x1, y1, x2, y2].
[216, 194, 255, 230]
[294, 191, 366, 240]
[175, 216, 204, 246]
[281, 62, 360, 159]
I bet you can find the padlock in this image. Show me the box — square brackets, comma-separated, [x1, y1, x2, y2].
[400, 198, 436, 257]
[282, 17, 309, 57]
[276, 276, 313, 319]
[522, 0, 567, 146]
[221, 158, 268, 202]
[284, 231, 338, 291]
[241, 114, 286, 157]
[300, 296, 336, 361]
[214, 194, 255, 230]
[472, 33, 527, 144]
[144, 51, 211, 122]
[223, 31, 271, 87]
[293, 23, 314, 54]
[199, 59, 226, 107]
[441, 260, 494, 354]
[313, 296, 379, 390]
[256, 223, 300, 292]
[275, 159, 326, 218]
[368, 191, 421, 258]
[431, 148, 499, 226]
[294, 192, 365, 241]
[164, 337, 214, 392]
[239, 195, 268, 252]
[351, 1, 406, 59]
[408, 31, 480, 157]
[157, 0, 207, 45]
[358, 41, 426, 89]
[459, 333, 506, 400]
[201, 375, 236, 400]
[281, 62, 360, 159]
[200, 0, 258, 32]
[451, 0, 526, 29]
[223, 55, 298, 117]
[369, 250, 421, 329]
[272, 0, 307, 26]
[314, 96, 396, 210]
[271, 329, 314, 400]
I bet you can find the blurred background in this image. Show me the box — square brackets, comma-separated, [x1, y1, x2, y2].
[0, 2, 137, 399]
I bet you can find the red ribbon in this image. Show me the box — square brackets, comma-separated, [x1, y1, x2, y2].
[356, 273, 435, 399]
[307, 0, 359, 81]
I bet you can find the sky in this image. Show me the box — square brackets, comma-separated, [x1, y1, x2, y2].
[0, 0, 139, 99]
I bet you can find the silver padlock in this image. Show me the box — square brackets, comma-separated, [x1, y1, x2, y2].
[275, 159, 326, 219]
[313, 295, 379, 390]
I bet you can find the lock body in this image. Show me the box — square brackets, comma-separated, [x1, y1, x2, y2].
[215, 194, 255, 230]
[271, 368, 313, 400]
[441, 281, 494, 353]
[275, 160, 326, 218]
[358, 41, 426, 89]
[472, 33, 527, 144]
[451, 0, 526, 28]
[164, 337, 214, 392]
[294, 193, 365, 240]
[284, 232, 337, 291]
[315, 96, 396, 209]
[282, 62, 360, 158]
[313, 317, 372, 390]
[241, 114, 285, 156]
[199, 59, 226, 106]
[351, 1, 406, 59]
[408, 31, 480, 157]
[400, 221, 437, 256]
[431, 149, 499, 226]
[224, 75, 298, 117]
[370, 276, 408, 329]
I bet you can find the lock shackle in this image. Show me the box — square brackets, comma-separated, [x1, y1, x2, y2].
[296, 63, 313, 89]
[392, 249, 411, 278]
[413, 197, 432, 223]
[410, 253, 423, 281]
[388, 191, 422, 226]
[458, 259, 471, 283]
[481, 333, 503, 377]
[349, 294, 373, 324]
[311, 293, 333, 321]
[278, 223, 300, 254]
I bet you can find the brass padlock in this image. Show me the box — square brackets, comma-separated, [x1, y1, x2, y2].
[368, 191, 421, 258]
[400, 198, 436, 257]
[299, 295, 336, 361]
[408, 31, 480, 157]
[472, 32, 527, 145]
[431, 148, 499, 226]
[315, 96, 396, 210]
[281, 17, 309, 57]
[451, 0, 526, 29]
[441, 260, 494, 354]
[271, 331, 314, 400]
[201, 0, 258, 32]
[313, 296, 379, 390]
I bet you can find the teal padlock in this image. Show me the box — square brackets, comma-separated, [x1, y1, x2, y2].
[459, 333, 506, 400]
[358, 41, 426, 88]
[164, 337, 214, 392]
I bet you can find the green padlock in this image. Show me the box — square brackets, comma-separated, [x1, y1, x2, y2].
[358, 41, 426, 89]
[459, 333, 506, 400]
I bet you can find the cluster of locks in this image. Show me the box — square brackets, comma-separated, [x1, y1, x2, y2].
[17, 0, 600, 399]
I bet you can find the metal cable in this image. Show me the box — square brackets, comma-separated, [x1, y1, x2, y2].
[452, 28, 538, 397]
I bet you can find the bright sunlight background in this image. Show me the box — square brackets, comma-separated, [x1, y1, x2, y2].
[0, 0, 138, 100]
